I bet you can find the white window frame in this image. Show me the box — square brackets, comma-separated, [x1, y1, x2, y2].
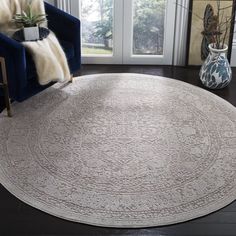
[58, 0, 196, 66]
[71, 0, 123, 64]
[122, 0, 176, 65]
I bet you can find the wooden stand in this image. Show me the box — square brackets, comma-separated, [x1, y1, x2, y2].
[0, 57, 12, 117]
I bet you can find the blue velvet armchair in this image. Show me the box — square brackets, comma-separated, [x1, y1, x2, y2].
[0, 2, 81, 102]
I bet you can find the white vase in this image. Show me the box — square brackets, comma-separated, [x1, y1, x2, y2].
[199, 44, 232, 89]
[23, 26, 40, 41]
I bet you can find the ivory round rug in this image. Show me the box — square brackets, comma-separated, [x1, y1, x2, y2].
[0, 73, 236, 228]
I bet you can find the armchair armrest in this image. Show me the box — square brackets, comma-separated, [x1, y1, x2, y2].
[45, 3, 81, 42]
[0, 33, 27, 96]
[0, 33, 24, 51]
[45, 2, 81, 59]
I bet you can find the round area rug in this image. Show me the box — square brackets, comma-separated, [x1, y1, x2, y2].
[0, 73, 236, 228]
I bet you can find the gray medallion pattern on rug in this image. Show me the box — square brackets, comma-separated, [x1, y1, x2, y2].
[0, 73, 236, 228]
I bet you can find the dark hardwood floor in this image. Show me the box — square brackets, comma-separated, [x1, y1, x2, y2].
[1, 65, 236, 236]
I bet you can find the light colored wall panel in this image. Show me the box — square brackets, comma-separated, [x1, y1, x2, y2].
[231, 21, 236, 67]
[231, 37, 236, 66]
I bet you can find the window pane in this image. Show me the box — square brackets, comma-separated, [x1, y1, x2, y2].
[133, 0, 166, 55]
[81, 0, 113, 55]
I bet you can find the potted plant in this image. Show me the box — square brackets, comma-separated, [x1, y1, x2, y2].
[199, 1, 235, 89]
[177, 0, 235, 89]
[13, 4, 47, 41]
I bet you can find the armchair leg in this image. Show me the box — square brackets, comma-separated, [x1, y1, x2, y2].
[0, 57, 12, 117]
[69, 74, 74, 83]
[3, 84, 12, 117]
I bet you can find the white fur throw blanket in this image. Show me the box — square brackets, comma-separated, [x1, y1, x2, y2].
[0, 0, 70, 85]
